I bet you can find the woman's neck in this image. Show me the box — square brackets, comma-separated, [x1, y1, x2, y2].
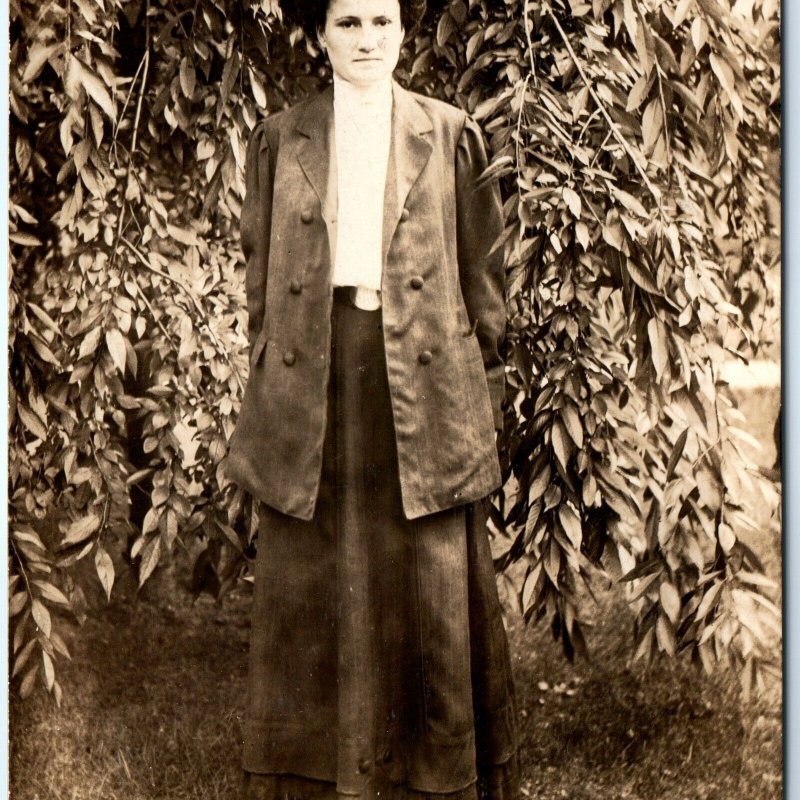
[333, 72, 393, 105]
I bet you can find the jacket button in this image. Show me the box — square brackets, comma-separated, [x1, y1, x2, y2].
[418, 350, 433, 365]
[301, 208, 314, 224]
[400, 208, 410, 222]
[289, 279, 302, 294]
[282, 351, 296, 366]
[357, 757, 370, 774]
[381, 749, 392, 764]
[410, 275, 424, 290]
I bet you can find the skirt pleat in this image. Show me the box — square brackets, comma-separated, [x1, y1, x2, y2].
[241, 289, 519, 800]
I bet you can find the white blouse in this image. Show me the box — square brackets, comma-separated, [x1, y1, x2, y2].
[331, 74, 393, 309]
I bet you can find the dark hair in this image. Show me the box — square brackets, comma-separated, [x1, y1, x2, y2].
[282, 0, 427, 40]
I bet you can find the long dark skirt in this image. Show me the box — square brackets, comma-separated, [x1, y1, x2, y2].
[241, 288, 520, 800]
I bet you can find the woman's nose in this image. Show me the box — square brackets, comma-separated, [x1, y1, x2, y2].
[357, 27, 379, 50]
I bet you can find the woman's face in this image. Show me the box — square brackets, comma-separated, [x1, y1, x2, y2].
[318, 0, 404, 87]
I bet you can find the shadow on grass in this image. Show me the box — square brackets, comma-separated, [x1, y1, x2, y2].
[508, 599, 781, 800]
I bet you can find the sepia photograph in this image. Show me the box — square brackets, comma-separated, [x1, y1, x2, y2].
[8, 0, 781, 798]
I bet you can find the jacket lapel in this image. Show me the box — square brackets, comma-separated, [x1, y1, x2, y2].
[296, 86, 337, 231]
[295, 81, 433, 272]
[382, 82, 433, 265]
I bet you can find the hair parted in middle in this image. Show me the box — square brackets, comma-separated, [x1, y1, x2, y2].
[281, 0, 428, 41]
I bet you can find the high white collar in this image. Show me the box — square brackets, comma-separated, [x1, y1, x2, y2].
[332, 73, 393, 111]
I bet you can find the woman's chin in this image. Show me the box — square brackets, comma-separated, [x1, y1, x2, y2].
[341, 63, 390, 84]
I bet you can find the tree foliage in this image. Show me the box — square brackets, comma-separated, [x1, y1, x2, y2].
[9, 0, 780, 704]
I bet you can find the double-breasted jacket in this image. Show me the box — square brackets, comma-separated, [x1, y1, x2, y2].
[225, 81, 506, 521]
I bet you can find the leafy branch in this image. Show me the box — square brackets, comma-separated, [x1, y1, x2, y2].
[546, 7, 664, 209]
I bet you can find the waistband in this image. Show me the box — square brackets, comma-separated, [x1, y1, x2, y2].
[333, 286, 382, 311]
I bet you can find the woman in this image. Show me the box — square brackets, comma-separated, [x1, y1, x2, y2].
[226, 1, 520, 798]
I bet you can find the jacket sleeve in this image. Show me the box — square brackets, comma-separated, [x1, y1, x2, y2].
[240, 121, 274, 351]
[455, 114, 506, 430]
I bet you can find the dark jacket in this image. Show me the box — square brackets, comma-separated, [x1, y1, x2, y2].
[225, 81, 505, 521]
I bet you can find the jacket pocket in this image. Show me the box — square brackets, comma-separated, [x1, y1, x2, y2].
[460, 330, 484, 364]
[250, 328, 269, 369]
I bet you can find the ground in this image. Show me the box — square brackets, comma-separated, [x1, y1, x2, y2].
[9, 386, 781, 800]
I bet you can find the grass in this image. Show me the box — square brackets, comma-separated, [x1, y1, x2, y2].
[10, 597, 251, 800]
[10, 386, 781, 800]
[9, 589, 781, 800]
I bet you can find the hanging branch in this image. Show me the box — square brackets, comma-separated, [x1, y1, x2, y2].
[547, 9, 663, 209]
[121, 237, 244, 393]
[132, 0, 151, 156]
